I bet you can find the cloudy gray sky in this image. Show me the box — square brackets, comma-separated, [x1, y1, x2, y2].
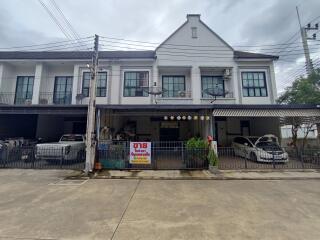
[1, 0, 320, 94]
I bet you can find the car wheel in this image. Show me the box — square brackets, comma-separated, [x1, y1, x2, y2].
[250, 152, 257, 162]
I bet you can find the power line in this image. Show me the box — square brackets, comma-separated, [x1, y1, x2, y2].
[0, 40, 93, 52]
[0, 36, 93, 50]
[99, 38, 320, 53]
[49, 0, 81, 40]
[38, 0, 73, 40]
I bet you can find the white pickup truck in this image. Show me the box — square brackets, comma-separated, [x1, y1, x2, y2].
[35, 134, 86, 162]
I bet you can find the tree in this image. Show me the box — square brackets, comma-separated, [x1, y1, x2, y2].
[277, 69, 320, 104]
[277, 69, 320, 150]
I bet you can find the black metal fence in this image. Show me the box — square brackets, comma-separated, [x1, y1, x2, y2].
[98, 141, 209, 170]
[2, 141, 320, 171]
[217, 147, 320, 170]
[0, 145, 85, 170]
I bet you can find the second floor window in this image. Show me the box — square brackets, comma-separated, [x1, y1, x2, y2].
[123, 71, 149, 97]
[162, 76, 185, 97]
[15, 76, 34, 104]
[53, 76, 73, 104]
[201, 76, 224, 98]
[82, 72, 107, 97]
[242, 72, 267, 97]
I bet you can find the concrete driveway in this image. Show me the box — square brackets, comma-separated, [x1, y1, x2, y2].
[0, 170, 319, 240]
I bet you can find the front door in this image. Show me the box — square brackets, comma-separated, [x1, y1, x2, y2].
[240, 120, 250, 136]
[215, 121, 227, 146]
[159, 121, 179, 141]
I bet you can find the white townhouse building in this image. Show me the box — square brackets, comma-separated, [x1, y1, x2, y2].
[0, 14, 319, 147]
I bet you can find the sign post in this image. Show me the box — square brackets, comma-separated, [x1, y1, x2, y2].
[130, 142, 151, 164]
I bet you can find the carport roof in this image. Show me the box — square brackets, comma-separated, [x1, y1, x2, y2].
[96, 104, 320, 111]
[0, 105, 87, 114]
[0, 104, 319, 116]
[212, 108, 320, 117]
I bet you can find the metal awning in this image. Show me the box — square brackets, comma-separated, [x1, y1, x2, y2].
[0, 105, 88, 115]
[212, 108, 320, 117]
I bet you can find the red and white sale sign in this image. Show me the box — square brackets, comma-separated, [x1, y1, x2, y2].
[129, 142, 151, 164]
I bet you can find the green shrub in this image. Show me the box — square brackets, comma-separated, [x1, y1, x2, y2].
[186, 138, 208, 150]
[185, 138, 208, 167]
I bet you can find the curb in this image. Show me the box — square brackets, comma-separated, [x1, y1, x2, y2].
[79, 175, 320, 181]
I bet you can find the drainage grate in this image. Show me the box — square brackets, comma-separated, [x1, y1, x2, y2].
[49, 179, 88, 186]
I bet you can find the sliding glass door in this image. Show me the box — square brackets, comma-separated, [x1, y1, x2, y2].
[15, 76, 34, 104]
[53, 76, 73, 104]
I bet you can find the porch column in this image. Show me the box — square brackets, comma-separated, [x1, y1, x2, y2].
[152, 63, 159, 104]
[152, 62, 159, 86]
[269, 64, 277, 104]
[32, 63, 44, 104]
[0, 64, 4, 90]
[110, 64, 121, 104]
[232, 66, 240, 104]
[71, 64, 81, 104]
[191, 66, 201, 104]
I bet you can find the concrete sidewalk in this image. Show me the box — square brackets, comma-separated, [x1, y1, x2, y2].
[81, 169, 320, 180]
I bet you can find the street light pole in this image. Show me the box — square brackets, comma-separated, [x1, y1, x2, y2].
[85, 34, 99, 174]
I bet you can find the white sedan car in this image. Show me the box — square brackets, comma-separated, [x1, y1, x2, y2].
[232, 135, 289, 163]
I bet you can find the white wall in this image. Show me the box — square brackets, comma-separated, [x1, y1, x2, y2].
[237, 63, 276, 104]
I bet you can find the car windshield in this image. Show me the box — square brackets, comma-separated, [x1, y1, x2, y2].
[256, 142, 282, 151]
[248, 137, 258, 144]
[60, 135, 83, 142]
[259, 136, 277, 143]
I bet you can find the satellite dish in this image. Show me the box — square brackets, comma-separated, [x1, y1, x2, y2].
[141, 86, 166, 96]
[202, 87, 227, 103]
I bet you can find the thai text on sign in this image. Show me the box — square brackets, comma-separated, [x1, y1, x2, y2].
[129, 142, 151, 164]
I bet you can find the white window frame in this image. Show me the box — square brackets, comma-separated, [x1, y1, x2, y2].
[122, 69, 151, 98]
[239, 68, 270, 98]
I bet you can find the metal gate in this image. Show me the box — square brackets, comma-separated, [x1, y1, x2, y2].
[98, 141, 208, 170]
[217, 147, 320, 170]
[0, 145, 85, 170]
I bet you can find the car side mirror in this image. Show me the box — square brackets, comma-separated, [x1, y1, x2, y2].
[244, 142, 248, 146]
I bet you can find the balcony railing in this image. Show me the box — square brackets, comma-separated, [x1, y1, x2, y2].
[161, 90, 192, 98]
[202, 91, 234, 99]
[39, 92, 72, 105]
[0, 92, 32, 105]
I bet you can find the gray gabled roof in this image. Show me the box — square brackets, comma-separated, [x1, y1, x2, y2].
[0, 51, 156, 60]
[234, 51, 279, 60]
[0, 50, 278, 61]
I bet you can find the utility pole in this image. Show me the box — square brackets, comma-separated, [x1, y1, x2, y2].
[85, 34, 99, 174]
[296, 6, 318, 76]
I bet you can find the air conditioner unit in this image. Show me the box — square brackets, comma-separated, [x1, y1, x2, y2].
[224, 68, 231, 76]
[178, 91, 186, 97]
[224, 68, 232, 80]
[25, 99, 32, 105]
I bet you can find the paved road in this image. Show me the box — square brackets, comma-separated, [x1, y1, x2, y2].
[0, 170, 319, 240]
